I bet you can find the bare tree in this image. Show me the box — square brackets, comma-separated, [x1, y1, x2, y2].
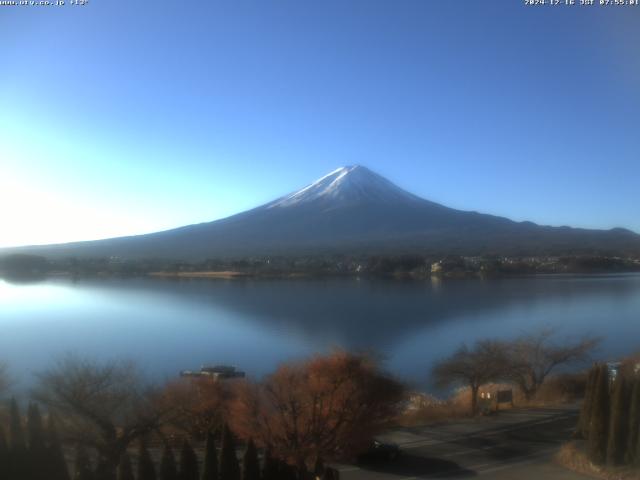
[432, 340, 508, 415]
[505, 329, 599, 400]
[231, 350, 405, 467]
[32, 355, 167, 479]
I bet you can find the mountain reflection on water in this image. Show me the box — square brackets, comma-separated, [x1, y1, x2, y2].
[1, 274, 639, 392]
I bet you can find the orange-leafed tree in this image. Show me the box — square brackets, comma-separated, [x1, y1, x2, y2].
[231, 351, 405, 467]
[158, 377, 232, 440]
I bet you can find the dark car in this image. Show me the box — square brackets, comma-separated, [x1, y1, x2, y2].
[356, 440, 401, 463]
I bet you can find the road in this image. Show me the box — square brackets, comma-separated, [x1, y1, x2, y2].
[337, 406, 590, 480]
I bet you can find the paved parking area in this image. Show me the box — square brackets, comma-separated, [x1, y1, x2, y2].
[337, 406, 591, 480]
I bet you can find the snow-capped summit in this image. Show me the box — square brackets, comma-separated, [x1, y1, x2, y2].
[268, 165, 420, 208]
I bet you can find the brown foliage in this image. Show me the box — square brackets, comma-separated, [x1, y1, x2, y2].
[398, 392, 469, 426]
[619, 352, 640, 376]
[157, 377, 232, 440]
[534, 372, 588, 404]
[230, 351, 405, 466]
[557, 441, 640, 480]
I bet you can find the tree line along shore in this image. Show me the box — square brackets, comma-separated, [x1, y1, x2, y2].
[1, 253, 639, 280]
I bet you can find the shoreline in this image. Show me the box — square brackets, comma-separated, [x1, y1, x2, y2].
[2, 269, 640, 283]
[148, 270, 252, 279]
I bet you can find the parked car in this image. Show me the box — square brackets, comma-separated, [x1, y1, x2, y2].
[357, 440, 400, 463]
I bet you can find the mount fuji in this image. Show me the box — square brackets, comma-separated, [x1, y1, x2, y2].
[6, 165, 640, 259]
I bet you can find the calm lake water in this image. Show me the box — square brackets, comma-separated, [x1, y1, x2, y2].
[1, 274, 639, 393]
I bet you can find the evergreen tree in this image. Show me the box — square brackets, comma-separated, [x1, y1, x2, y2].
[0, 425, 9, 480]
[588, 364, 610, 464]
[242, 439, 260, 480]
[74, 445, 94, 480]
[117, 453, 135, 480]
[47, 414, 71, 480]
[160, 443, 178, 480]
[28, 403, 48, 480]
[295, 461, 308, 480]
[261, 447, 278, 480]
[27, 403, 46, 453]
[9, 399, 25, 451]
[276, 460, 295, 480]
[220, 425, 240, 480]
[138, 440, 157, 480]
[607, 374, 630, 465]
[201, 432, 218, 480]
[626, 378, 640, 465]
[179, 440, 199, 480]
[321, 467, 339, 480]
[579, 366, 597, 439]
[637, 418, 640, 466]
[313, 457, 325, 479]
[95, 456, 117, 480]
[9, 398, 27, 480]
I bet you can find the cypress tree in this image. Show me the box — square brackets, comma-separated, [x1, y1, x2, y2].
[295, 461, 308, 480]
[321, 467, 339, 480]
[313, 457, 325, 479]
[201, 432, 218, 480]
[220, 425, 240, 480]
[28, 403, 48, 480]
[117, 453, 135, 480]
[579, 366, 597, 439]
[0, 425, 8, 480]
[179, 439, 199, 480]
[74, 445, 94, 480]
[626, 378, 640, 465]
[242, 439, 260, 480]
[9, 399, 25, 451]
[276, 460, 295, 480]
[588, 364, 610, 464]
[261, 447, 278, 480]
[47, 414, 71, 480]
[160, 443, 178, 480]
[27, 403, 46, 453]
[138, 440, 157, 480]
[607, 374, 630, 465]
[95, 456, 117, 480]
[637, 418, 640, 466]
[9, 398, 27, 480]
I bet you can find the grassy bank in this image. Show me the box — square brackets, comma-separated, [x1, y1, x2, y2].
[556, 441, 640, 480]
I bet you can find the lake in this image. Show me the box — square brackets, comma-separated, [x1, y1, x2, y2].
[1, 274, 639, 393]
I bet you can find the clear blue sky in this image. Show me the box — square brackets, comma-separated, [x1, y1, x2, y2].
[1, 1, 639, 247]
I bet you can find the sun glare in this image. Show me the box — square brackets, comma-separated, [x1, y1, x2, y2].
[0, 170, 155, 248]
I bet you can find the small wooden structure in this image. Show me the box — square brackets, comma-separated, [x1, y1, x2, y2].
[495, 389, 514, 410]
[478, 388, 514, 413]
